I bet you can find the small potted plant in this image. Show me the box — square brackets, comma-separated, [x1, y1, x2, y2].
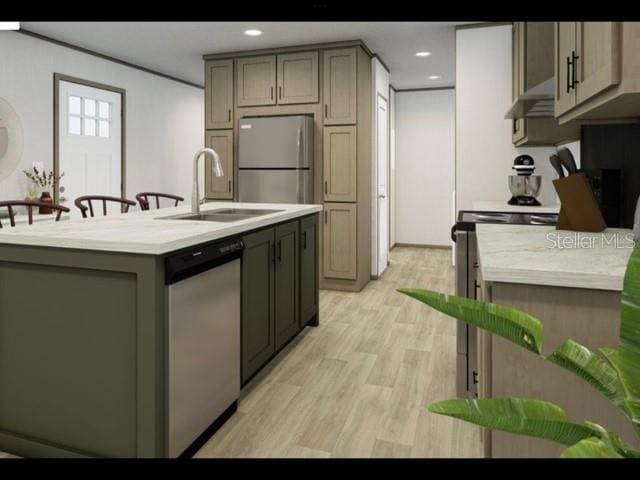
[23, 166, 65, 214]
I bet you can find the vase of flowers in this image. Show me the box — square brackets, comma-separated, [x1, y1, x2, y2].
[23, 166, 65, 215]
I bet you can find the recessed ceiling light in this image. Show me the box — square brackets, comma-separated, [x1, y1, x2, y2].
[244, 29, 263, 37]
[0, 22, 20, 31]
[415, 51, 431, 57]
[428, 75, 441, 80]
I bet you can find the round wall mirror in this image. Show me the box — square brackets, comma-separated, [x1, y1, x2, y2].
[0, 97, 24, 182]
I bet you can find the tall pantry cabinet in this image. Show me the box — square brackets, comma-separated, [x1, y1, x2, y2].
[203, 41, 373, 293]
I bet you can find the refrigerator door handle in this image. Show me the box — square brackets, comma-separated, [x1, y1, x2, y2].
[296, 126, 304, 203]
[297, 126, 303, 168]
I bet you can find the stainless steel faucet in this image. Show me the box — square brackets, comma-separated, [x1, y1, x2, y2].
[192, 148, 224, 214]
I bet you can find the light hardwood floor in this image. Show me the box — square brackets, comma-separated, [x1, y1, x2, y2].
[0, 247, 482, 459]
[195, 246, 482, 458]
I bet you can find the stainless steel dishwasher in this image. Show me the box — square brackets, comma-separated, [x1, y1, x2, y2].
[165, 237, 244, 458]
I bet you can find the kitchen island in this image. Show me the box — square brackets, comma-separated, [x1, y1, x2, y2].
[0, 201, 322, 458]
[474, 223, 638, 457]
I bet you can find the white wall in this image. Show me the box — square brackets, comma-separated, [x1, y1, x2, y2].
[395, 89, 455, 246]
[389, 87, 396, 248]
[0, 32, 204, 205]
[455, 25, 578, 211]
[371, 58, 390, 275]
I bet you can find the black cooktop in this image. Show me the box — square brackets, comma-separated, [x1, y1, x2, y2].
[452, 210, 558, 238]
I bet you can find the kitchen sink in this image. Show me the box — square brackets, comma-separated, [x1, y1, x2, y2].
[158, 208, 283, 223]
[208, 208, 283, 216]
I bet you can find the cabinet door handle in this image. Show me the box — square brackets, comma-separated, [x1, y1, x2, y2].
[571, 50, 580, 89]
[279, 86, 282, 99]
[228, 180, 231, 192]
[303, 231, 307, 250]
[566, 56, 572, 93]
[324, 180, 328, 195]
[324, 211, 328, 224]
[277, 240, 282, 262]
[324, 104, 328, 117]
[512, 119, 517, 135]
[271, 243, 276, 264]
[228, 109, 231, 122]
[271, 87, 274, 100]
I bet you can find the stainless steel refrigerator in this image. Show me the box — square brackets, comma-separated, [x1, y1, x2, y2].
[238, 115, 313, 204]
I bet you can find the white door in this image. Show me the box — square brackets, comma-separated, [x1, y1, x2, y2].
[377, 94, 389, 275]
[59, 80, 122, 217]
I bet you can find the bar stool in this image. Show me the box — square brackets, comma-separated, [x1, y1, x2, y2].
[136, 192, 184, 211]
[74, 195, 136, 218]
[0, 200, 70, 228]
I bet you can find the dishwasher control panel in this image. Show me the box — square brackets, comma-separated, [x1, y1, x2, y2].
[165, 238, 245, 285]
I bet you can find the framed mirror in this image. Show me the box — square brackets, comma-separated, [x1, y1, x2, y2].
[0, 97, 24, 182]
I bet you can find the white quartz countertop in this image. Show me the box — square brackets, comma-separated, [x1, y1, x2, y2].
[0, 202, 323, 255]
[476, 224, 635, 291]
[472, 201, 561, 214]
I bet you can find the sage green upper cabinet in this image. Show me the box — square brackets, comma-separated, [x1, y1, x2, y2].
[512, 22, 579, 146]
[511, 22, 526, 144]
[205, 130, 234, 200]
[236, 55, 277, 107]
[323, 125, 357, 202]
[322, 48, 357, 125]
[299, 215, 319, 327]
[205, 59, 234, 129]
[274, 221, 299, 350]
[575, 22, 621, 105]
[241, 228, 276, 384]
[554, 22, 635, 124]
[555, 22, 578, 117]
[276, 51, 319, 105]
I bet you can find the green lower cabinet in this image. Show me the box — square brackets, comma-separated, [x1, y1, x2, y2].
[240, 216, 318, 385]
[274, 221, 300, 351]
[300, 214, 319, 327]
[241, 228, 276, 385]
[0, 246, 166, 458]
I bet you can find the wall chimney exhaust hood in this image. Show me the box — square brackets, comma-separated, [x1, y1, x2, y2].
[504, 78, 554, 119]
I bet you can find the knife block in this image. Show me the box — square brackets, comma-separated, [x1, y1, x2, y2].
[552, 172, 607, 232]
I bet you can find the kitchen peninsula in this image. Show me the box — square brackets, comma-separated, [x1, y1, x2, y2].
[475, 224, 638, 457]
[0, 202, 321, 458]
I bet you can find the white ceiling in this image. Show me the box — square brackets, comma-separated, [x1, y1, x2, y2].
[21, 22, 466, 89]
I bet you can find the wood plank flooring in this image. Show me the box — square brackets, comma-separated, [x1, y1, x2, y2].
[195, 247, 482, 458]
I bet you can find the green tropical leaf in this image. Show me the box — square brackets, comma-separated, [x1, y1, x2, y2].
[621, 245, 640, 355]
[547, 339, 625, 409]
[619, 245, 640, 435]
[397, 288, 543, 354]
[582, 420, 640, 458]
[561, 437, 623, 458]
[599, 347, 640, 435]
[428, 398, 596, 446]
